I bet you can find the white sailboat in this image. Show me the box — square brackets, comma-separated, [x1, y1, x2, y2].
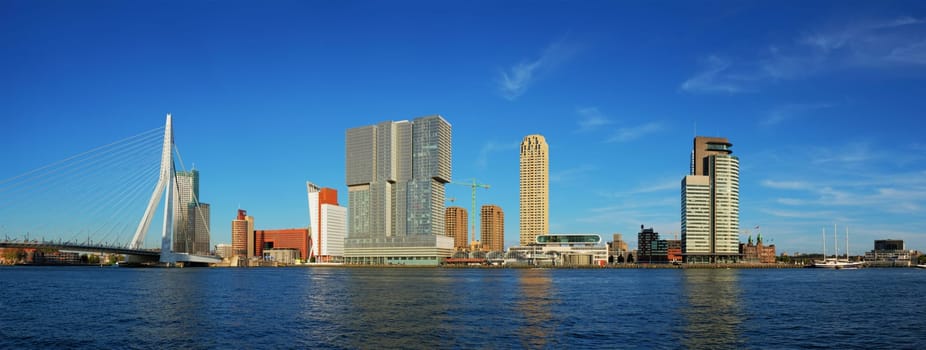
[813, 225, 864, 269]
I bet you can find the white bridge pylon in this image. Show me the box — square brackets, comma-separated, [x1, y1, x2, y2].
[130, 114, 175, 263]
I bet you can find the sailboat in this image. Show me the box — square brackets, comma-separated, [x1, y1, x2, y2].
[813, 225, 864, 269]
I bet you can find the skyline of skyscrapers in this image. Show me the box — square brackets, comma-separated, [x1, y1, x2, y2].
[681, 136, 740, 263]
[519, 134, 549, 246]
[480, 204, 504, 252]
[344, 115, 454, 265]
[217, 131, 745, 264]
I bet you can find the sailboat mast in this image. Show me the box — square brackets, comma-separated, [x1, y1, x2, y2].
[834, 224, 838, 260]
[846, 226, 850, 261]
[822, 227, 826, 261]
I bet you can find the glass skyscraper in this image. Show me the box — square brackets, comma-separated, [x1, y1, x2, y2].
[681, 136, 740, 263]
[173, 169, 211, 255]
[344, 115, 454, 265]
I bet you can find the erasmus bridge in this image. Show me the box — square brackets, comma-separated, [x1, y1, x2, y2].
[0, 115, 220, 265]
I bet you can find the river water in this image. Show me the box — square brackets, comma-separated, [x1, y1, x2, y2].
[1, 266, 924, 349]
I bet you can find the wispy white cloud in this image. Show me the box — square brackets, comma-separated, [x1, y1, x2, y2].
[761, 102, 833, 127]
[606, 122, 665, 143]
[886, 39, 926, 64]
[476, 141, 519, 168]
[497, 38, 578, 100]
[776, 198, 809, 206]
[680, 55, 751, 94]
[550, 164, 597, 183]
[761, 180, 813, 190]
[601, 179, 680, 198]
[761, 208, 842, 220]
[575, 107, 613, 133]
[810, 142, 875, 165]
[682, 16, 926, 94]
[761, 170, 926, 215]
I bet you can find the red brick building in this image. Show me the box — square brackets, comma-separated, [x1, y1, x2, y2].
[740, 235, 776, 263]
[666, 240, 682, 263]
[255, 228, 311, 260]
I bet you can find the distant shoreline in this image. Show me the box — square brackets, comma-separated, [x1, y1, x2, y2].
[7, 262, 920, 269]
[213, 262, 819, 269]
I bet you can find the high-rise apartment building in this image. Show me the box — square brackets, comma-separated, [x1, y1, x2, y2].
[231, 209, 250, 257]
[480, 204, 504, 252]
[344, 115, 454, 265]
[681, 136, 740, 263]
[173, 170, 210, 255]
[445, 206, 468, 250]
[520, 134, 549, 246]
[307, 182, 347, 262]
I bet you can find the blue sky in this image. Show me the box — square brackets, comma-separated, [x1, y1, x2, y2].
[3, 1, 926, 254]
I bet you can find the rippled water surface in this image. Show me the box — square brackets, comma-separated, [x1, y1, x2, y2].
[1, 266, 924, 349]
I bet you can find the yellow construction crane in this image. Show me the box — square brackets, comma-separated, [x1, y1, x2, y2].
[449, 178, 490, 247]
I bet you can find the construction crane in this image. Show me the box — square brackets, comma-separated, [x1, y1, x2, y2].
[449, 178, 490, 247]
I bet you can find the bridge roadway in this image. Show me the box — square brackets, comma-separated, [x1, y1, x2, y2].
[0, 240, 221, 263]
[0, 240, 160, 256]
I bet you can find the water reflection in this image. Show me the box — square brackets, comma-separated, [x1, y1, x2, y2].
[516, 269, 556, 349]
[336, 268, 455, 349]
[680, 269, 745, 349]
[142, 269, 214, 348]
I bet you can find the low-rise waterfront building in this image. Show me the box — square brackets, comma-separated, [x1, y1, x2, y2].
[507, 233, 608, 266]
[865, 239, 913, 267]
[255, 228, 311, 262]
[739, 235, 776, 263]
[264, 248, 300, 265]
[666, 239, 682, 263]
[608, 233, 631, 263]
[214, 243, 233, 259]
[638, 226, 670, 263]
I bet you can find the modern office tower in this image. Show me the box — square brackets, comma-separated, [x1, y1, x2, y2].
[173, 170, 209, 254]
[445, 206, 468, 250]
[191, 203, 210, 255]
[344, 115, 454, 265]
[681, 136, 740, 263]
[231, 209, 249, 257]
[520, 134, 549, 246]
[173, 170, 197, 253]
[307, 182, 347, 262]
[481, 205, 504, 252]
